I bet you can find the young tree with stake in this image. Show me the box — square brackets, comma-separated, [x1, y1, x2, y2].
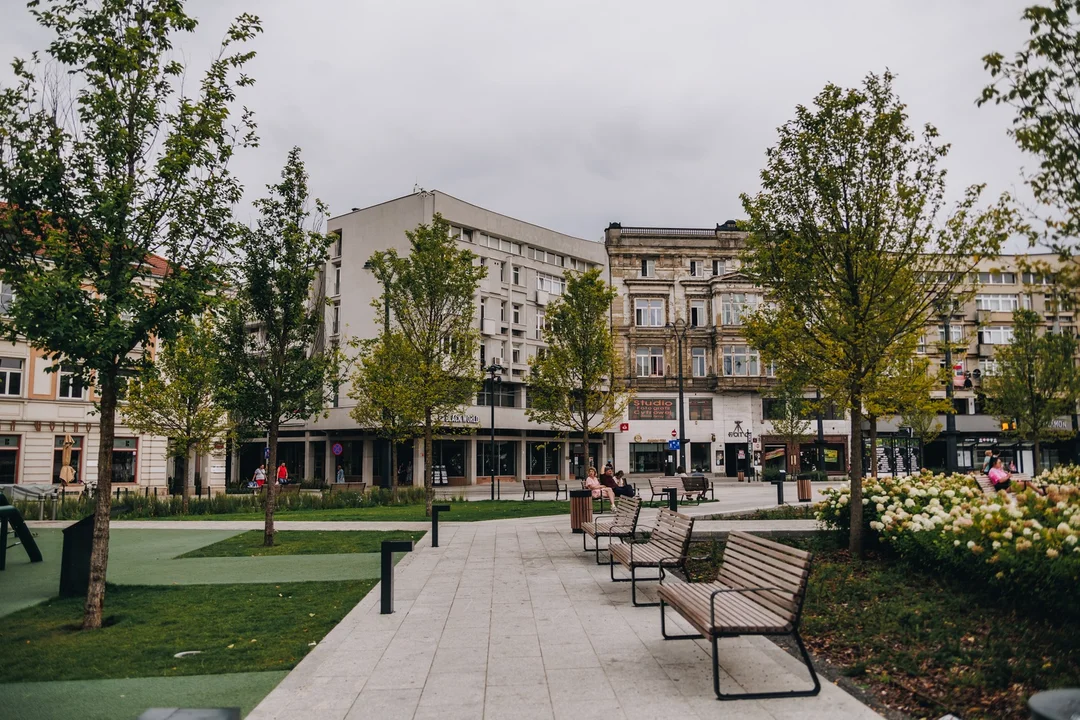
[0, 0, 259, 629]
[215, 148, 340, 546]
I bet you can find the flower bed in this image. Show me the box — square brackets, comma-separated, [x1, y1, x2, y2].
[818, 470, 1080, 614]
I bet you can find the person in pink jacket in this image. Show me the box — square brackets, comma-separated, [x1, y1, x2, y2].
[583, 466, 617, 507]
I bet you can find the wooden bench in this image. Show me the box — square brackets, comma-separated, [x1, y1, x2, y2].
[522, 478, 566, 500]
[329, 482, 367, 495]
[657, 531, 820, 701]
[581, 496, 641, 565]
[277, 483, 301, 496]
[609, 508, 694, 606]
[682, 474, 714, 500]
[649, 476, 694, 502]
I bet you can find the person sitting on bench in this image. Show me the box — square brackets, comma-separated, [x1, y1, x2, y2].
[612, 470, 635, 498]
[584, 466, 617, 508]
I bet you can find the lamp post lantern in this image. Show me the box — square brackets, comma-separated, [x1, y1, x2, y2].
[486, 363, 504, 500]
[667, 318, 688, 472]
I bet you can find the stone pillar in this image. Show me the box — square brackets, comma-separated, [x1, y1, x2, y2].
[561, 440, 571, 481]
[362, 439, 374, 484]
[326, 440, 336, 482]
[466, 436, 477, 484]
[413, 440, 425, 487]
[517, 440, 527, 481]
[304, 433, 315, 483]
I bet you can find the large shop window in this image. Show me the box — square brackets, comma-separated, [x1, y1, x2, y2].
[112, 437, 138, 483]
[431, 440, 466, 478]
[630, 443, 667, 474]
[0, 358, 23, 396]
[477, 441, 517, 476]
[338, 440, 363, 477]
[0, 434, 18, 484]
[53, 435, 83, 484]
[527, 442, 560, 475]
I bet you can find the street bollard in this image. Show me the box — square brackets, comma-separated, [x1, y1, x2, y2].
[663, 487, 678, 512]
[380, 539, 414, 614]
[773, 471, 786, 505]
[431, 504, 450, 548]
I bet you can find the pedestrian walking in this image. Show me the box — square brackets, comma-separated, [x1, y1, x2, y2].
[277, 462, 289, 486]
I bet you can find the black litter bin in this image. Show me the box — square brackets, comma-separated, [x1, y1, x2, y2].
[60, 514, 95, 598]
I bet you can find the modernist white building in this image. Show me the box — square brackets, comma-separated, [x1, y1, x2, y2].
[236, 190, 611, 487]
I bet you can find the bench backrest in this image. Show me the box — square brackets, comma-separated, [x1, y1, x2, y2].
[525, 478, 560, 490]
[682, 476, 709, 492]
[612, 495, 641, 528]
[647, 508, 694, 559]
[650, 476, 685, 493]
[330, 482, 366, 494]
[719, 531, 812, 623]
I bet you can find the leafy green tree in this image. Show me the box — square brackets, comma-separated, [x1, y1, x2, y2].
[982, 309, 1080, 474]
[215, 148, 339, 546]
[526, 268, 629, 462]
[366, 213, 484, 515]
[0, 0, 259, 629]
[764, 383, 812, 474]
[348, 332, 424, 486]
[981, 1, 1080, 270]
[740, 71, 1015, 555]
[122, 319, 231, 512]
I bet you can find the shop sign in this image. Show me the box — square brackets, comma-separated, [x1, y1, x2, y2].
[727, 420, 752, 439]
[444, 413, 480, 425]
[628, 398, 675, 421]
[824, 448, 838, 463]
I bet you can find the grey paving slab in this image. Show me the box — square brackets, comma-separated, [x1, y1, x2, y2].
[247, 517, 880, 720]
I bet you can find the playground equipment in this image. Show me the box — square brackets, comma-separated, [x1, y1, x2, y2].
[0, 492, 44, 570]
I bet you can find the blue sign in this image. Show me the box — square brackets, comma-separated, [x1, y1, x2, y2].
[264, 446, 270, 459]
[667, 440, 681, 451]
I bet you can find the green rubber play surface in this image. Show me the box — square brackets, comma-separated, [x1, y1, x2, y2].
[3, 671, 287, 719]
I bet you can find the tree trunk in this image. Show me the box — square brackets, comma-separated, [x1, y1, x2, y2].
[849, 400, 865, 558]
[869, 416, 878, 479]
[83, 367, 117, 630]
[390, 439, 398, 494]
[182, 446, 195, 513]
[264, 420, 278, 547]
[1033, 437, 1041, 476]
[424, 411, 433, 517]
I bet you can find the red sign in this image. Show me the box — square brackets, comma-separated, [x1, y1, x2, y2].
[619, 423, 629, 432]
[671, 429, 677, 438]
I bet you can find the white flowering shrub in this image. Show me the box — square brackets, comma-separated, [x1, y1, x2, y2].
[817, 469, 1080, 606]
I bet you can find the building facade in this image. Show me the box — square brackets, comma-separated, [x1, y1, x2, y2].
[237, 190, 611, 487]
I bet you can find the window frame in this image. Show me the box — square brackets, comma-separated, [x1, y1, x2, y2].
[634, 298, 665, 327]
[691, 347, 707, 377]
[635, 346, 665, 377]
[57, 365, 86, 400]
[722, 345, 759, 376]
[0, 358, 23, 397]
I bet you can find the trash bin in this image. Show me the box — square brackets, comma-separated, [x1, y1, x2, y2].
[1028, 689, 1080, 720]
[569, 490, 592, 534]
[796, 476, 812, 503]
[60, 513, 95, 598]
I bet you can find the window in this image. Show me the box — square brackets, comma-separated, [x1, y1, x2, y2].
[978, 359, 999, 376]
[477, 440, 517, 476]
[691, 347, 707, 377]
[635, 347, 665, 377]
[512, 344, 521, 364]
[0, 358, 22, 397]
[332, 265, 341, 295]
[331, 234, 342, 258]
[641, 258, 656, 278]
[937, 324, 964, 343]
[53, 435, 83, 484]
[537, 273, 565, 295]
[688, 398, 713, 420]
[512, 304, 522, 325]
[723, 345, 759, 376]
[689, 300, 707, 328]
[1022, 272, 1053, 285]
[527, 442, 560, 475]
[512, 265, 521, 285]
[500, 302, 507, 322]
[0, 281, 13, 314]
[476, 383, 517, 407]
[0, 435, 18, 484]
[1021, 293, 1033, 310]
[712, 259, 725, 276]
[980, 326, 1014, 345]
[536, 310, 546, 339]
[975, 294, 1019, 312]
[112, 437, 137, 483]
[689, 260, 704, 277]
[58, 366, 85, 399]
[630, 442, 666, 474]
[721, 293, 758, 326]
[331, 304, 340, 335]
[634, 298, 665, 327]
[978, 271, 1017, 285]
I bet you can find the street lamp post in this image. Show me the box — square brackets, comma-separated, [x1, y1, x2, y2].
[815, 388, 826, 474]
[667, 318, 688, 472]
[486, 363, 504, 500]
[943, 311, 958, 473]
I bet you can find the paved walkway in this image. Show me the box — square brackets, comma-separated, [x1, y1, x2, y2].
[248, 520, 878, 720]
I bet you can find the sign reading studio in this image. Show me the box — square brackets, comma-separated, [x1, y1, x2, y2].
[628, 398, 675, 421]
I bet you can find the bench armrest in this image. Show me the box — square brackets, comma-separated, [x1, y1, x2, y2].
[709, 586, 782, 628]
[656, 554, 711, 584]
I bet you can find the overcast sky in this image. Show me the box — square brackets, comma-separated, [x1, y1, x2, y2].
[0, 0, 1037, 248]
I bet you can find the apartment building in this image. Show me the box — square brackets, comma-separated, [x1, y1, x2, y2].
[0, 270, 225, 489]
[239, 190, 609, 486]
[604, 223, 852, 479]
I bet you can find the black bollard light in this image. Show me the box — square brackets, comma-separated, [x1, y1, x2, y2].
[431, 504, 450, 548]
[380, 539, 414, 614]
[774, 470, 786, 505]
[663, 487, 678, 512]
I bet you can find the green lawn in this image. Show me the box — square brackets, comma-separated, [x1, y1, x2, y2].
[171, 499, 578, 522]
[180, 530, 427, 558]
[688, 535, 1080, 719]
[0, 580, 375, 683]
